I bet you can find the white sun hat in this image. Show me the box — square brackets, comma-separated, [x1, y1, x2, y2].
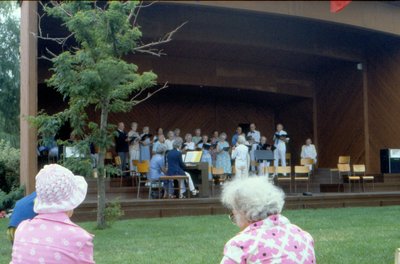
[34, 164, 88, 214]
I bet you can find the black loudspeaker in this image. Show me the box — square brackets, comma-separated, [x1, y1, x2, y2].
[380, 149, 400, 173]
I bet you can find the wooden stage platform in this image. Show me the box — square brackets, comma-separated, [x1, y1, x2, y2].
[72, 170, 400, 222]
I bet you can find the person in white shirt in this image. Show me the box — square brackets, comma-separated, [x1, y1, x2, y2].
[231, 135, 250, 179]
[247, 123, 260, 144]
[273, 124, 289, 175]
[301, 138, 317, 171]
[183, 133, 195, 151]
[165, 131, 175, 151]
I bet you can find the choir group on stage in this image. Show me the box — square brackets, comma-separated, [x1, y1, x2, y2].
[115, 121, 317, 196]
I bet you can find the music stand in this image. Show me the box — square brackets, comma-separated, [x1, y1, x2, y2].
[254, 150, 274, 176]
[254, 150, 274, 161]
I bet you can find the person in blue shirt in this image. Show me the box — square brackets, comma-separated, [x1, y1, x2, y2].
[7, 191, 37, 244]
[231, 126, 244, 146]
[149, 144, 167, 182]
[201, 143, 213, 180]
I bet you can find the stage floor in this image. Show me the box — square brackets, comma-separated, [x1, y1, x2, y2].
[72, 169, 400, 221]
[73, 191, 400, 222]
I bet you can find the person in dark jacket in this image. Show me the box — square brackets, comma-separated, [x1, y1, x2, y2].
[166, 138, 199, 199]
[115, 122, 129, 171]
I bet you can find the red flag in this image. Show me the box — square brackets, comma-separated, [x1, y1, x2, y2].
[330, 0, 351, 13]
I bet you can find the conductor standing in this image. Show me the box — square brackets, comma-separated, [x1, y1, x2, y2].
[273, 123, 289, 174]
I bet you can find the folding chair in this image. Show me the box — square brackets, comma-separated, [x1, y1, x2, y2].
[294, 166, 310, 192]
[353, 164, 374, 192]
[301, 158, 314, 179]
[208, 167, 226, 196]
[135, 160, 150, 198]
[285, 153, 291, 166]
[276, 166, 292, 193]
[330, 156, 350, 183]
[337, 163, 353, 192]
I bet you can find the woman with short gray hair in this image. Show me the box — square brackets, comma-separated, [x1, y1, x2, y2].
[220, 177, 315, 263]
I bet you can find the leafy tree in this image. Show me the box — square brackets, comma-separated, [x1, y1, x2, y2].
[31, 1, 182, 228]
[0, 1, 20, 147]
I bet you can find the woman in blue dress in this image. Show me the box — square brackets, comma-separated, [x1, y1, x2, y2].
[216, 132, 232, 174]
[140, 126, 151, 162]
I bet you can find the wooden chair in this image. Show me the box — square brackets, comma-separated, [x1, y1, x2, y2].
[210, 167, 225, 196]
[114, 156, 126, 187]
[353, 164, 374, 192]
[135, 160, 150, 198]
[105, 152, 113, 165]
[330, 156, 350, 183]
[285, 153, 291, 166]
[294, 166, 310, 192]
[337, 163, 353, 192]
[275, 166, 292, 193]
[231, 165, 236, 177]
[250, 160, 259, 172]
[267, 166, 275, 176]
[158, 175, 190, 198]
[300, 158, 314, 178]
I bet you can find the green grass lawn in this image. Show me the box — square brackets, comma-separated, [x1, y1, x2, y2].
[1, 206, 399, 263]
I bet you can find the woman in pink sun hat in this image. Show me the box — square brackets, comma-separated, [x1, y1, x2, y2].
[10, 164, 95, 264]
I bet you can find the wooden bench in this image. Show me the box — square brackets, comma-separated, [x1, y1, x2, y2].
[158, 175, 190, 198]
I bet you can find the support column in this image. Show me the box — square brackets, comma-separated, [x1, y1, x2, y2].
[20, 1, 38, 194]
[362, 62, 370, 173]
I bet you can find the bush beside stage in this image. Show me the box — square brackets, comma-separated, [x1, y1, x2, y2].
[1, 206, 399, 263]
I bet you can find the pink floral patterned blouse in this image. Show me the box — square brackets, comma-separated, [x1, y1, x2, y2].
[10, 212, 95, 264]
[221, 214, 316, 264]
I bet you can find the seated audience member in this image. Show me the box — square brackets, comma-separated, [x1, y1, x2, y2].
[166, 138, 199, 199]
[201, 143, 213, 180]
[11, 164, 94, 264]
[7, 192, 37, 244]
[152, 134, 166, 155]
[192, 128, 202, 145]
[216, 133, 232, 175]
[165, 130, 175, 151]
[231, 126, 244, 146]
[231, 135, 250, 179]
[301, 138, 317, 171]
[220, 177, 316, 264]
[183, 133, 195, 151]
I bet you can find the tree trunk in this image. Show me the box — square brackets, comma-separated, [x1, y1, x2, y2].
[96, 104, 109, 229]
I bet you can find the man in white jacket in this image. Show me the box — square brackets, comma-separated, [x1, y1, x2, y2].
[273, 124, 289, 175]
[231, 135, 250, 179]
